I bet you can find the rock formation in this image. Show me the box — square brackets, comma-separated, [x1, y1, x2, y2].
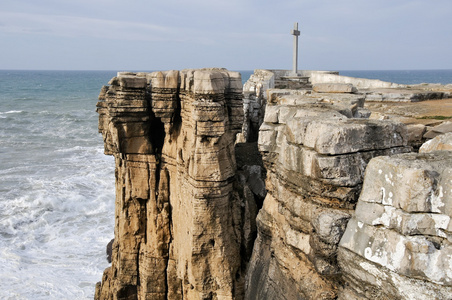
[245, 88, 411, 299]
[95, 69, 256, 299]
[420, 132, 452, 153]
[95, 68, 452, 299]
[339, 151, 452, 299]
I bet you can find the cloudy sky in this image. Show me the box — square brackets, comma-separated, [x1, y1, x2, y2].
[1, 0, 451, 71]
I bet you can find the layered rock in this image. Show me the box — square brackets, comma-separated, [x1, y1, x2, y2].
[95, 69, 253, 300]
[239, 70, 274, 143]
[95, 67, 452, 300]
[339, 152, 452, 299]
[245, 89, 411, 299]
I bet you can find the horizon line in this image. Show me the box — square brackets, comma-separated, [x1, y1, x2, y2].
[1, 68, 452, 72]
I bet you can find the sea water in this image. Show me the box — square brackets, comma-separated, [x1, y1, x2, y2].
[0, 70, 117, 299]
[0, 69, 451, 300]
[339, 69, 452, 85]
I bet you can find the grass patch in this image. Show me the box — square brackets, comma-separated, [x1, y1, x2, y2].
[416, 115, 452, 120]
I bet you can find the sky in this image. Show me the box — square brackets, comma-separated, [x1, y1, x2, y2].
[0, 0, 451, 71]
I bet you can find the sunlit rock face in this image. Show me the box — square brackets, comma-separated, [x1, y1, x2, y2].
[94, 67, 452, 300]
[245, 88, 411, 300]
[339, 151, 452, 300]
[95, 69, 257, 300]
[420, 132, 452, 153]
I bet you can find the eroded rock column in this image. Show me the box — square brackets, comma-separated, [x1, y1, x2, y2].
[95, 69, 248, 300]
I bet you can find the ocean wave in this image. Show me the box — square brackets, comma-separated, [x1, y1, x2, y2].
[0, 170, 115, 299]
[0, 70, 117, 299]
[0, 110, 23, 114]
[0, 139, 115, 298]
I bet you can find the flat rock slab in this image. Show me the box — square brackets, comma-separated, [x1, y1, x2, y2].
[366, 98, 452, 117]
[365, 99, 452, 142]
[359, 151, 452, 214]
[428, 121, 452, 134]
[313, 83, 356, 94]
[424, 121, 452, 139]
[360, 87, 450, 102]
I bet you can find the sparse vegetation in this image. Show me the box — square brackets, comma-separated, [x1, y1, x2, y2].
[417, 115, 452, 120]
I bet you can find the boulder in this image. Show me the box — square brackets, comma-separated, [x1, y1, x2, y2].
[420, 132, 452, 152]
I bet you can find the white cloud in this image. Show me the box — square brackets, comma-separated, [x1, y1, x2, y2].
[0, 0, 451, 70]
[0, 11, 180, 42]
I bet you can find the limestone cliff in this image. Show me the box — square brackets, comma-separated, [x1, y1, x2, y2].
[95, 68, 452, 300]
[95, 69, 256, 299]
[245, 89, 411, 299]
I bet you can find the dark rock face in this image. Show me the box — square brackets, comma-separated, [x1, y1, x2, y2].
[106, 239, 114, 263]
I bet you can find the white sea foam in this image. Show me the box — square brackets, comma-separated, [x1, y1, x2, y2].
[0, 146, 115, 299]
[0, 70, 117, 299]
[0, 110, 23, 118]
[0, 110, 23, 114]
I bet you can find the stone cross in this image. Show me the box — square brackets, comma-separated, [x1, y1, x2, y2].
[291, 22, 300, 75]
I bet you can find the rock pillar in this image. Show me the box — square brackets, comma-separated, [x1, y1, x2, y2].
[95, 69, 249, 300]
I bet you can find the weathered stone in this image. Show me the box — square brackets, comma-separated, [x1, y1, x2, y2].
[95, 69, 252, 300]
[406, 123, 426, 144]
[338, 247, 452, 300]
[106, 239, 114, 263]
[242, 165, 266, 199]
[284, 118, 407, 155]
[312, 210, 351, 245]
[246, 70, 414, 299]
[353, 107, 371, 118]
[424, 122, 452, 139]
[245, 194, 338, 300]
[341, 218, 452, 285]
[420, 132, 452, 152]
[359, 152, 452, 214]
[118, 76, 147, 89]
[313, 83, 357, 93]
[96, 68, 452, 300]
[339, 151, 452, 299]
[430, 121, 452, 134]
[193, 70, 226, 94]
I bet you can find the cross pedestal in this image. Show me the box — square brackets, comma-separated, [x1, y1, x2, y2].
[291, 22, 300, 75]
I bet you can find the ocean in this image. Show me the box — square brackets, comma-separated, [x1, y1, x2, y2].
[0, 69, 451, 300]
[0, 70, 117, 299]
[338, 69, 452, 85]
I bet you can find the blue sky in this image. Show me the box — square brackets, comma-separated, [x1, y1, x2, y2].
[1, 0, 451, 71]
